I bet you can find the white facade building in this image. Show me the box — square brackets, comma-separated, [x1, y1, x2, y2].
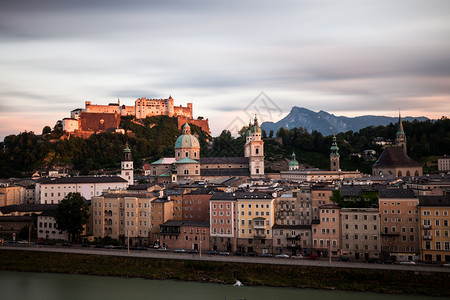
[35, 176, 128, 204]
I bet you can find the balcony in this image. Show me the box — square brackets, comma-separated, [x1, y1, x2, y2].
[286, 235, 300, 240]
[423, 225, 432, 229]
[253, 234, 266, 239]
[423, 235, 432, 240]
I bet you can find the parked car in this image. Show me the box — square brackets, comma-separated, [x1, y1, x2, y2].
[158, 247, 168, 251]
[62, 242, 71, 247]
[383, 260, 394, 264]
[339, 256, 350, 262]
[207, 250, 217, 255]
[247, 251, 257, 257]
[115, 245, 125, 250]
[234, 251, 244, 256]
[400, 260, 415, 265]
[275, 254, 289, 259]
[105, 245, 115, 249]
[81, 243, 90, 248]
[307, 254, 319, 260]
[95, 244, 104, 248]
[291, 255, 304, 259]
[174, 249, 186, 253]
[136, 246, 147, 251]
[442, 263, 450, 267]
[260, 253, 273, 258]
[219, 251, 230, 256]
[365, 258, 378, 264]
[188, 249, 199, 254]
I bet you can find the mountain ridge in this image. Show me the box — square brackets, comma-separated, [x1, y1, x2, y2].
[261, 107, 429, 136]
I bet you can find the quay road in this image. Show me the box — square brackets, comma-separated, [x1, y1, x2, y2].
[2, 244, 449, 273]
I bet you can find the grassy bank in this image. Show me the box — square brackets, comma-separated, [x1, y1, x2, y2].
[1, 250, 448, 297]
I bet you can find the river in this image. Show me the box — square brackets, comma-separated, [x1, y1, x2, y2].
[0, 271, 443, 300]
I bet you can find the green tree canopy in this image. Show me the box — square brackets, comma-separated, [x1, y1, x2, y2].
[55, 192, 90, 242]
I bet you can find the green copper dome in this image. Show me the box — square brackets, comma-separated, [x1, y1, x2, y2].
[330, 135, 340, 157]
[175, 123, 200, 149]
[289, 151, 299, 166]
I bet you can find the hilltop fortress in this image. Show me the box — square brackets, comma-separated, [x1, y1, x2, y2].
[62, 96, 209, 138]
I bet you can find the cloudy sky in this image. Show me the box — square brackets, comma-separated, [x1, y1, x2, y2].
[1, 0, 449, 139]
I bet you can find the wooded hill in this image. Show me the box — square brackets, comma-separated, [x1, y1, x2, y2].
[1, 116, 449, 178]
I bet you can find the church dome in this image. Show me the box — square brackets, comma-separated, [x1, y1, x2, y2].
[289, 151, 299, 167]
[175, 123, 200, 149]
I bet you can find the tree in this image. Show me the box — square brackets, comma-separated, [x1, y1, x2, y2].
[42, 126, 52, 135]
[55, 192, 89, 242]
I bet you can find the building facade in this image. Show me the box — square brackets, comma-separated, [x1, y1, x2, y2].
[340, 208, 381, 260]
[418, 195, 450, 263]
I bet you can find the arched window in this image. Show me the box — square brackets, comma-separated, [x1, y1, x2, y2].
[256, 148, 259, 154]
[220, 228, 224, 234]
[387, 171, 392, 175]
[185, 152, 188, 157]
[398, 171, 402, 177]
[194, 152, 197, 157]
[415, 170, 419, 176]
[406, 170, 411, 176]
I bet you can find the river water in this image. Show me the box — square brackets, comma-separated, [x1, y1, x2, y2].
[0, 271, 442, 300]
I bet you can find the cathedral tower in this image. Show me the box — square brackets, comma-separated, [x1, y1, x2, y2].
[330, 135, 340, 172]
[245, 116, 264, 177]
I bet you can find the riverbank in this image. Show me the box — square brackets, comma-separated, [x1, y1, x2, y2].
[1, 250, 448, 297]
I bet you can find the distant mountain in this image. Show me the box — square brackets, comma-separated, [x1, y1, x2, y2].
[261, 107, 429, 136]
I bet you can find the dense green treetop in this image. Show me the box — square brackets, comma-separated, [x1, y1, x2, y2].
[55, 192, 90, 242]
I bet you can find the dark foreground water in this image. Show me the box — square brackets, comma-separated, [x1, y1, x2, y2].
[0, 271, 443, 300]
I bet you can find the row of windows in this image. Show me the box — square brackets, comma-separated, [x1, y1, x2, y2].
[344, 224, 377, 230]
[241, 211, 269, 216]
[241, 228, 270, 235]
[343, 214, 377, 220]
[345, 234, 379, 241]
[424, 241, 450, 250]
[212, 227, 232, 234]
[344, 244, 378, 251]
[423, 210, 449, 216]
[240, 204, 270, 209]
[212, 203, 231, 209]
[212, 211, 231, 216]
[423, 219, 449, 226]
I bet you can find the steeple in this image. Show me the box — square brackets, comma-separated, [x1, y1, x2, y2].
[289, 151, 299, 170]
[330, 135, 340, 171]
[120, 142, 134, 185]
[396, 110, 407, 153]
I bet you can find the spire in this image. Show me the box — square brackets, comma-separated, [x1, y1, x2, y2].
[396, 109, 407, 153]
[292, 151, 296, 160]
[330, 135, 340, 157]
[254, 114, 259, 127]
[397, 109, 405, 135]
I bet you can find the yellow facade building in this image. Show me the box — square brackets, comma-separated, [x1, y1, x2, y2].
[419, 195, 450, 263]
[236, 192, 274, 254]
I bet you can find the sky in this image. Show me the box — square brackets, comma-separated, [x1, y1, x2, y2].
[1, 0, 449, 140]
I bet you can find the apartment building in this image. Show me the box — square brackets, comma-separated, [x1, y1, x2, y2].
[379, 188, 420, 261]
[150, 198, 174, 245]
[418, 195, 450, 263]
[91, 193, 154, 246]
[340, 208, 381, 261]
[312, 204, 341, 258]
[236, 192, 274, 254]
[209, 192, 237, 252]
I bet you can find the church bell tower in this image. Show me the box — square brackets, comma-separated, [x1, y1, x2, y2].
[121, 143, 134, 185]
